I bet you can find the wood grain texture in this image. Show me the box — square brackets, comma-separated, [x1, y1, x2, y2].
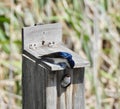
[22, 55, 36, 109]
[46, 71, 57, 109]
[34, 62, 46, 109]
[22, 55, 47, 109]
[22, 54, 85, 109]
[65, 69, 73, 109]
[72, 68, 85, 109]
[56, 70, 66, 109]
[55, 68, 85, 109]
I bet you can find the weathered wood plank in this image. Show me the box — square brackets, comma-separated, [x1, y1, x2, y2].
[56, 70, 66, 109]
[65, 69, 73, 109]
[22, 55, 36, 109]
[34, 63, 46, 109]
[46, 71, 57, 109]
[22, 55, 85, 109]
[59, 91, 66, 109]
[72, 68, 85, 109]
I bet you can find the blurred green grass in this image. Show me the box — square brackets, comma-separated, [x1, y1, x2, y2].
[0, 0, 120, 109]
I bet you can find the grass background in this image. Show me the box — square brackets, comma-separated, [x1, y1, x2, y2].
[0, 0, 120, 109]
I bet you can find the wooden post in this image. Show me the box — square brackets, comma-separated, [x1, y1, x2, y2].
[22, 23, 89, 109]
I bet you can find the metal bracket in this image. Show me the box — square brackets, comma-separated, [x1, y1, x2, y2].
[22, 23, 62, 51]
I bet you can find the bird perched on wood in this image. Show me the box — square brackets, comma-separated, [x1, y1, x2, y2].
[40, 52, 75, 88]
